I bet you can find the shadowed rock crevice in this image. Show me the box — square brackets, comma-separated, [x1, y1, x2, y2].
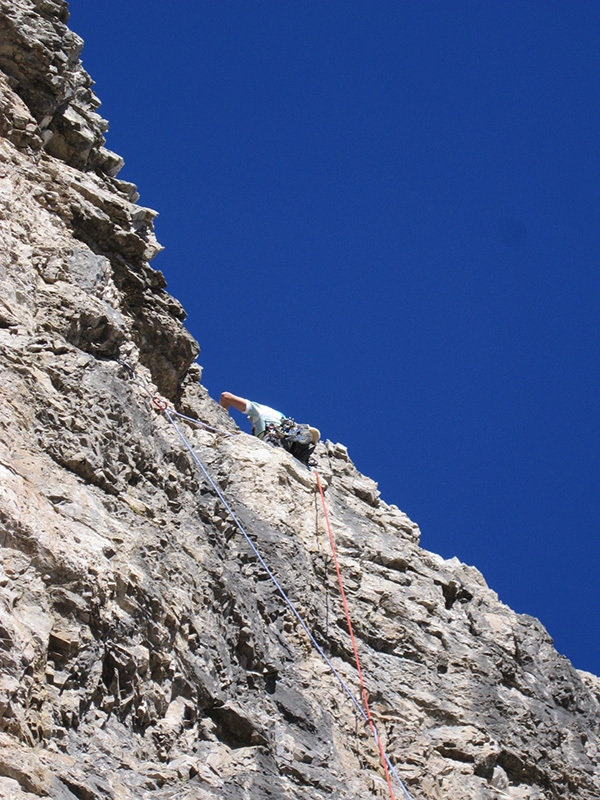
[437, 580, 474, 610]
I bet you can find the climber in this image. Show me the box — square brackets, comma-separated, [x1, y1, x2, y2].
[219, 392, 320, 465]
[219, 392, 283, 437]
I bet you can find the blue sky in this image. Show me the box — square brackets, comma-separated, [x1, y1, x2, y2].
[68, 1, 600, 676]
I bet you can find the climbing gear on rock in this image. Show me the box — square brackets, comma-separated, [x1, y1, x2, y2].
[117, 359, 234, 437]
[152, 395, 169, 412]
[262, 417, 318, 465]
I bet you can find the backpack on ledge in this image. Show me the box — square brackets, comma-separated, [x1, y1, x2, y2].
[263, 418, 316, 465]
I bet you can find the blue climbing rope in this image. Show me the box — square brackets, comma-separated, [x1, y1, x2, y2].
[160, 406, 415, 800]
[116, 362, 414, 799]
[169, 408, 235, 436]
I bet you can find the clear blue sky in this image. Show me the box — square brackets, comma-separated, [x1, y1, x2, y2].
[68, 1, 600, 676]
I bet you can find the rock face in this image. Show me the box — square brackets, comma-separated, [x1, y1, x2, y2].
[0, 3, 599, 799]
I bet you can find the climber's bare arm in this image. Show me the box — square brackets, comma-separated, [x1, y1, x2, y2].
[219, 392, 248, 413]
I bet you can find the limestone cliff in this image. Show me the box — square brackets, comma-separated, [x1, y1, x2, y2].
[0, 3, 599, 799]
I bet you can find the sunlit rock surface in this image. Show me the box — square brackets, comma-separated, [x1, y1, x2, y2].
[0, 2, 599, 798]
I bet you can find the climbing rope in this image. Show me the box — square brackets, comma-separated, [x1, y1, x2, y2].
[160, 407, 414, 800]
[162, 407, 412, 800]
[116, 360, 234, 437]
[170, 409, 235, 437]
[315, 469, 397, 800]
[118, 363, 414, 799]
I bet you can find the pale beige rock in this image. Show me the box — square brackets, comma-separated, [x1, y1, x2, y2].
[0, 2, 599, 799]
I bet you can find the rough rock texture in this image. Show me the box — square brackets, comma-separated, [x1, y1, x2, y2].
[1, 3, 599, 799]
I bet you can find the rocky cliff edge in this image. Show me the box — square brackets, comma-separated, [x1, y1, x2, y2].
[1, 3, 599, 799]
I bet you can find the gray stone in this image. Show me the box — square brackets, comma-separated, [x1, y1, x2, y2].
[67, 248, 110, 293]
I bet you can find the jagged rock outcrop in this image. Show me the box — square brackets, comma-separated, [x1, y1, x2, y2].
[1, 3, 599, 799]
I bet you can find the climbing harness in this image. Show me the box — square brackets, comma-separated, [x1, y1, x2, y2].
[119, 363, 414, 800]
[262, 418, 317, 465]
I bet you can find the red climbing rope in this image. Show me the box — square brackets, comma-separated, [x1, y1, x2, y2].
[118, 362, 414, 799]
[315, 470, 396, 800]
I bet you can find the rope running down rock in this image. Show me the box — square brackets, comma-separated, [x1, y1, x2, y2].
[315, 468, 398, 800]
[161, 407, 415, 799]
[118, 363, 415, 798]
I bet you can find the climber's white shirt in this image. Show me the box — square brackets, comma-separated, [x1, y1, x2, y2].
[244, 400, 285, 437]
